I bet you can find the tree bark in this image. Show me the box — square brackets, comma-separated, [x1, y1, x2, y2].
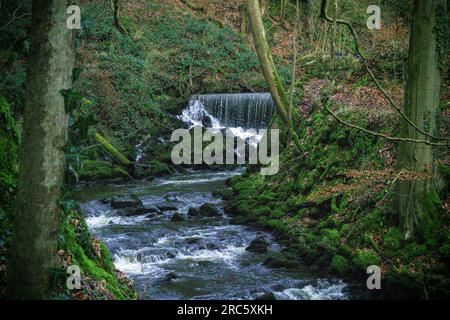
[247, 0, 305, 153]
[395, 0, 445, 240]
[247, 0, 290, 123]
[113, 0, 127, 34]
[280, 0, 287, 23]
[7, 0, 75, 299]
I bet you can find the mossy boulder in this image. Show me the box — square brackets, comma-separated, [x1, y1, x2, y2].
[171, 212, 185, 222]
[187, 207, 201, 217]
[383, 228, 403, 252]
[111, 194, 143, 209]
[331, 255, 349, 275]
[58, 209, 136, 299]
[246, 236, 270, 253]
[321, 229, 340, 244]
[353, 249, 382, 271]
[148, 161, 173, 177]
[254, 206, 272, 217]
[263, 252, 300, 269]
[198, 203, 220, 217]
[79, 160, 129, 181]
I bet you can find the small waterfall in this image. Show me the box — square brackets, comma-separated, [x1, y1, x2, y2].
[194, 93, 274, 129]
[181, 93, 275, 130]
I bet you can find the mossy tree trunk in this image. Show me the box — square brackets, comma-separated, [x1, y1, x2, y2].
[247, 0, 290, 123]
[7, 0, 75, 299]
[247, 0, 305, 152]
[93, 131, 134, 173]
[300, 0, 313, 43]
[395, 0, 446, 240]
[280, 0, 287, 23]
[113, 0, 126, 34]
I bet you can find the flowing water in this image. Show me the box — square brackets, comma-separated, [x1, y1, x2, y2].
[74, 94, 349, 300]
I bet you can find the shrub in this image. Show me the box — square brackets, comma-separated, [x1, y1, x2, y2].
[353, 249, 382, 270]
[331, 255, 349, 275]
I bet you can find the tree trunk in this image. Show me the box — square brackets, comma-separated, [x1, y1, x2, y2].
[7, 0, 75, 299]
[259, 0, 268, 16]
[247, 0, 290, 123]
[113, 0, 127, 34]
[395, 0, 445, 240]
[93, 131, 134, 173]
[239, 4, 247, 36]
[247, 0, 305, 153]
[280, 0, 287, 23]
[300, 0, 313, 44]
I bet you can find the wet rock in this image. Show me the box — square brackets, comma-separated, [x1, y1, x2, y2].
[202, 115, 213, 128]
[111, 194, 142, 209]
[120, 204, 160, 216]
[156, 272, 177, 284]
[185, 237, 201, 244]
[164, 192, 179, 202]
[146, 212, 160, 220]
[157, 202, 181, 211]
[263, 254, 300, 270]
[198, 203, 220, 217]
[206, 243, 219, 250]
[246, 236, 270, 254]
[187, 207, 201, 217]
[255, 292, 277, 300]
[100, 198, 109, 204]
[171, 212, 185, 222]
[230, 215, 257, 225]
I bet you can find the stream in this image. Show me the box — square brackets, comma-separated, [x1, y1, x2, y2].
[74, 169, 348, 300]
[74, 94, 349, 300]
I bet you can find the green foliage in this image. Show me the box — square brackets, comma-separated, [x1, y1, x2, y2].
[331, 255, 349, 275]
[322, 228, 340, 244]
[435, 3, 449, 70]
[76, 0, 268, 155]
[383, 227, 403, 252]
[352, 250, 382, 270]
[0, 96, 19, 289]
[58, 208, 136, 299]
[79, 160, 129, 181]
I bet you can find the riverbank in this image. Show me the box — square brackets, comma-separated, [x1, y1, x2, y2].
[74, 169, 350, 300]
[224, 94, 450, 299]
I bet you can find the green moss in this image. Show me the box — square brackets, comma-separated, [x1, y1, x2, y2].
[0, 96, 20, 296]
[257, 192, 276, 204]
[254, 206, 272, 217]
[79, 160, 129, 181]
[270, 209, 284, 219]
[340, 224, 350, 236]
[147, 161, 173, 177]
[383, 227, 403, 252]
[321, 228, 340, 244]
[59, 209, 136, 300]
[331, 255, 349, 275]
[353, 249, 382, 270]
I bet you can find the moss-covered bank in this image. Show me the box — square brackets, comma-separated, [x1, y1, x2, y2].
[225, 99, 450, 299]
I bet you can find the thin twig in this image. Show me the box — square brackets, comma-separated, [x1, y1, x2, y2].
[0, 4, 30, 33]
[319, 94, 445, 146]
[320, 0, 448, 142]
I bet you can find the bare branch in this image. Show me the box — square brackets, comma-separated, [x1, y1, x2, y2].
[0, 3, 31, 33]
[316, 85, 446, 147]
[319, 0, 448, 142]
